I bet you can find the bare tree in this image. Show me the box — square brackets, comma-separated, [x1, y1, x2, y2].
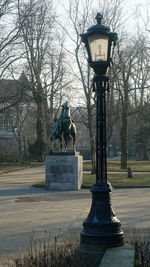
[44, 41, 72, 135]
[17, 0, 71, 160]
[57, 0, 125, 170]
[17, 0, 60, 161]
[113, 33, 150, 168]
[0, 0, 24, 112]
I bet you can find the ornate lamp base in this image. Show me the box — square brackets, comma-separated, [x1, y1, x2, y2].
[80, 182, 124, 247]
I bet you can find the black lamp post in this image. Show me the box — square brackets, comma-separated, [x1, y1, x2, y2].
[80, 13, 124, 247]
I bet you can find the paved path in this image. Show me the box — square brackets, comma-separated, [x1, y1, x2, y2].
[0, 166, 150, 264]
[84, 171, 150, 174]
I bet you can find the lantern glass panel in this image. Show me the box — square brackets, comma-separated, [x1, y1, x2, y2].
[110, 41, 114, 59]
[88, 35, 108, 62]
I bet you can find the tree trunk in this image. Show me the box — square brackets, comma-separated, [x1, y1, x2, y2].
[49, 91, 54, 136]
[18, 138, 22, 162]
[120, 106, 128, 169]
[36, 102, 45, 162]
[87, 104, 96, 172]
[89, 124, 96, 172]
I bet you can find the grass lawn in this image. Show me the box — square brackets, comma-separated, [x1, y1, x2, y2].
[84, 160, 150, 172]
[5, 228, 150, 267]
[1, 160, 149, 175]
[33, 172, 150, 189]
[83, 173, 150, 188]
[0, 162, 44, 174]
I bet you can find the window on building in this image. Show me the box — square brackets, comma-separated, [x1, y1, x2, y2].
[0, 116, 4, 131]
[0, 115, 13, 131]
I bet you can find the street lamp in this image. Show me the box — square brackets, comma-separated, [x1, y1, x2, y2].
[80, 13, 124, 247]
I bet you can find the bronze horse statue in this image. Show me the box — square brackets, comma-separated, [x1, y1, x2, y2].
[50, 101, 76, 152]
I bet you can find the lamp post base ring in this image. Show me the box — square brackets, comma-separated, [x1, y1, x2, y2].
[91, 181, 112, 192]
[80, 231, 124, 247]
[81, 183, 124, 248]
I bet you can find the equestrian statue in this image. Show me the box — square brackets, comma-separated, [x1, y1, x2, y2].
[50, 101, 76, 152]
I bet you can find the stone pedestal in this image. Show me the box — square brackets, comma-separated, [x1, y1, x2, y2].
[46, 152, 83, 191]
[74, 244, 134, 267]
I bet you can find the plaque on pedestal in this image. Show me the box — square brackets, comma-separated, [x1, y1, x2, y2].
[46, 152, 83, 191]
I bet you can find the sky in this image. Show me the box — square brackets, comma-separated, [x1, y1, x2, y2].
[53, 0, 150, 106]
[126, 0, 150, 31]
[127, 0, 148, 9]
[55, 0, 149, 32]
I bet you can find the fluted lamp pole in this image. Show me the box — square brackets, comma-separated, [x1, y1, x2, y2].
[80, 13, 124, 247]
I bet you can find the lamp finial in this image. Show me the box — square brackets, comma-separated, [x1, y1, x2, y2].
[95, 13, 103, 24]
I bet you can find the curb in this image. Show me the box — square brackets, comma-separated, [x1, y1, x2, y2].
[82, 185, 150, 189]
[99, 244, 134, 267]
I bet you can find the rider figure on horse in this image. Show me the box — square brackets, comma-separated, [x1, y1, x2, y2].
[60, 101, 71, 120]
[50, 101, 76, 152]
[51, 101, 71, 135]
